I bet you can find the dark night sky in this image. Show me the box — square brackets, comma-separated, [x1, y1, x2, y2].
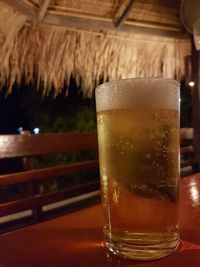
[0, 79, 192, 134]
[0, 78, 96, 134]
[0, 87, 27, 134]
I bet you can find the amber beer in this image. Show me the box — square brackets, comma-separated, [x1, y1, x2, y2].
[96, 78, 180, 260]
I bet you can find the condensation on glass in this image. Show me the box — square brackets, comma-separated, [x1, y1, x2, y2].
[96, 78, 180, 260]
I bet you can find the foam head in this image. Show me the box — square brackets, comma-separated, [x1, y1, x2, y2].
[95, 78, 180, 112]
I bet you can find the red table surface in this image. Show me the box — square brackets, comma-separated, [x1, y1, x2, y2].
[0, 174, 200, 267]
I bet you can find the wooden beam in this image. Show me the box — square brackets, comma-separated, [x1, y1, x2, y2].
[114, 0, 136, 27]
[38, 0, 50, 21]
[1, 0, 38, 21]
[42, 12, 189, 39]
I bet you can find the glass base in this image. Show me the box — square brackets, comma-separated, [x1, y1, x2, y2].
[104, 229, 179, 261]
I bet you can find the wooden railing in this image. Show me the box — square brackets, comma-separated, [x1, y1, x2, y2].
[0, 133, 100, 233]
[0, 129, 198, 233]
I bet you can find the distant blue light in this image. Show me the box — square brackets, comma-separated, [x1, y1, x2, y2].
[33, 128, 40, 135]
[18, 127, 23, 133]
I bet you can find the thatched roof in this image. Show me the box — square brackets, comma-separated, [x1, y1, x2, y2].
[0, 0, 191, 96]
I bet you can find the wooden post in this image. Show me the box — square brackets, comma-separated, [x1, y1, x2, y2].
[191, 44, 200, 169]
[20, 131, 42, 222]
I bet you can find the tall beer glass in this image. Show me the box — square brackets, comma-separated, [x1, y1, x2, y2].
[95, 78, 180, 260]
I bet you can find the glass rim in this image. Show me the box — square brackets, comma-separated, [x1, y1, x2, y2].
[96, 77, 180, 92]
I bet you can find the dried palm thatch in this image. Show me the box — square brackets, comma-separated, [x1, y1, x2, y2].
[0, 0, 191, 96]
[0, 1, 26, 91]
[0, 24, 190, 96]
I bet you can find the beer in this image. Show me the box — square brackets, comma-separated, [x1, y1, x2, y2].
[96, 78, 180, 260]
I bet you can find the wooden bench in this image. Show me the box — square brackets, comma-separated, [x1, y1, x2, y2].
[0, 133, 99, 233]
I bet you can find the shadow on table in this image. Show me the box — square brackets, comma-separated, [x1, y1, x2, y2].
[104, 247, 200, 267]
[1, 228, 200, 267]
[38, 228, 200, 267]
[62, 228, 200, 267]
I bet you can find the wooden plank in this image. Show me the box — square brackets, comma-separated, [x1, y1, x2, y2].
[0, 160, 99, 187]
[42, 12, 188, 39]
[180, 128, 194, 140]
[0, 181, 100, 217]
[0, 133, 98, 159]
[1, 0, 38, 21]
[47, 6, 181, 31]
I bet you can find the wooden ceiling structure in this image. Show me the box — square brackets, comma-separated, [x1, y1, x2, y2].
[2, 0, 188, 38]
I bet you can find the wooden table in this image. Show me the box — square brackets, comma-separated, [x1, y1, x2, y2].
[0, 174, 200, 267]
